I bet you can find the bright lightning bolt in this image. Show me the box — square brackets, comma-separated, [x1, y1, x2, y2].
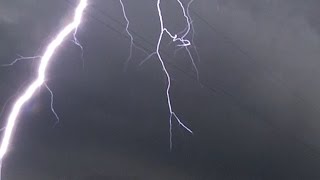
[0, 0, 199, 177]
[156, 0, 194, 149]
[0, 0, 87, 173]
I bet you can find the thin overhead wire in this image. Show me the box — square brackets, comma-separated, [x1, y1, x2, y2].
[61, 0, 320, 158]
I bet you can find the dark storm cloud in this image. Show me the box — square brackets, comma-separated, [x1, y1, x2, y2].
[0, 0, 39, 24]
[1, 0, 320, 179]
[0, 1, 22, 24]
[192, 0, 320, 138]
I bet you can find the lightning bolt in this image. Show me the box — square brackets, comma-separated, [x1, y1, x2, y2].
[119, 0, 195, 149]
[119, 0, 134, 71]
[1, 55, 42, 67]
[156, 0, 194, 149]
[44, 83, 60, 127]
[0, 0, 198, 177]
[0, 0, 87, 175]
[119, 0, 149, 71]
[186, 0, 201, 63]
[72, 32, 85, 69]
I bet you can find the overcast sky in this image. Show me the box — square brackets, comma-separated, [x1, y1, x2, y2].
[1, 0, 320, 179]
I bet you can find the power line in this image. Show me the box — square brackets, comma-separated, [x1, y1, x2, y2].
[62, 0, 320, 158]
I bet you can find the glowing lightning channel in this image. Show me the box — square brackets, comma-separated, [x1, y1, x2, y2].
[186, 0, 201, 62]
[119, 0, 150, 71]
[72, 27, 85, 69]
[0, 0, 87, 165]
[156, 0, 194, 150]
[176, 0, 199, 80]
[0, 2, 198, 177]
[1, 55, 42, 67]
[120, 0, 134, 71]
[44, 83, 60, 127]
[140, 0, 199, 79]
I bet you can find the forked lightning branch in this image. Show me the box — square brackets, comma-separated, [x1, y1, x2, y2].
[0, 0, 197, 178]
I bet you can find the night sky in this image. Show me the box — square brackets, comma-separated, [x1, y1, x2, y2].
[1, 0, 320, 179]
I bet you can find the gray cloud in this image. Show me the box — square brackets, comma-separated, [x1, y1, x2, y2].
[1, 0, 320, 179]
